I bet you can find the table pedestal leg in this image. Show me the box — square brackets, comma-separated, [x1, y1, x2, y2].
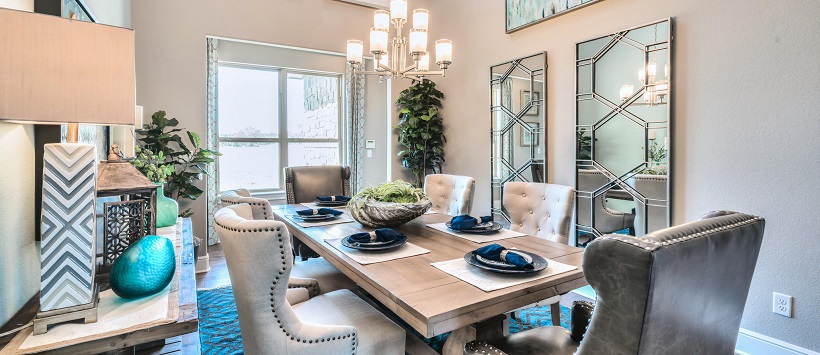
[442, 315, 506, 355]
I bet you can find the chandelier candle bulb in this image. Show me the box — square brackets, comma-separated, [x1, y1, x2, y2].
[390, 0, 407, 22]
[374, 10, 390, 30]
[435, 39, 452, 64]
[370, 28, 388, 54]
[413, 9, 429, 30]
[638, 68, 646, 84]
[346, 40, 363, 64]
[647, 62, 657, 78]
[418, 53, 430, 71]
[620, 84, 634, 101]
[409, 28, 427, 54]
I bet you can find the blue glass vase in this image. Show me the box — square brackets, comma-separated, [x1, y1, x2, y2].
[155, 183, 178, 228]
[110, 235, 176, 299]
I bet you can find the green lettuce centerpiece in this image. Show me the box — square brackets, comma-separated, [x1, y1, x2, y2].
[348, 180, 431, 228]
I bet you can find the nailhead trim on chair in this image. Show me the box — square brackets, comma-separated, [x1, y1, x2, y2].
[214, 220, 357, 353]
[604, 216, 763, 251]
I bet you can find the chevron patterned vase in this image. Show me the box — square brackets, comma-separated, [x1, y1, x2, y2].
[36, 143, 99, 332]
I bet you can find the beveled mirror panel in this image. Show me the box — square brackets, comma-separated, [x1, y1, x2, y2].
[575, 19, 672, 243]
[491, 52, 546, 222]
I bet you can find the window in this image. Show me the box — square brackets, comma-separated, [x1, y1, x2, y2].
[217, 65, 342, 192]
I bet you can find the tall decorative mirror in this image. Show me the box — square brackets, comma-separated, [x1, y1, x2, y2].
[490, 52, 546, 222]
[575, 18, 672, 244]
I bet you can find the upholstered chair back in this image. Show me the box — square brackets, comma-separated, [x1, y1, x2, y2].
[214, 204, 358, 354]
[628, 174, 668, 236]
[284, 166, 351, 204]
[220, 189, 272, 221]
[578, 211, 765, 355]
[424, 174, 476, 216]
[577, 169, 635, 234]
[502, 182, 575, 244]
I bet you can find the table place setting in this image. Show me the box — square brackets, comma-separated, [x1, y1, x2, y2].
[426, 214, 526, 243]
[432, 243, 577, 292]
[300, 195, 351, 210]
[286, 206, 355, 228]
[325, 228, 430, 265]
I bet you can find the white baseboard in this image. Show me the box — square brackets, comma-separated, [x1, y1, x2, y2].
[195, 253, 210, 274]
[736, 328, 819, 355]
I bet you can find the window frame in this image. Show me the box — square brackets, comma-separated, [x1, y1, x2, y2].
[216, 62, 346, 195]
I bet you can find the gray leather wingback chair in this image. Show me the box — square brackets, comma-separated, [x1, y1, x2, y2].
[219, 189, 356, 294]
[424, 174, 476, 216]
[577, 169, 635, 234]
[214, 204, 405, 355]
[628, 174, 668, 237]
[284, 165, 351, 204]
[465, 211, 766, 355]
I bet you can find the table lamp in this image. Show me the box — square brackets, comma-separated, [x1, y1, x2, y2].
[0, 8, 135, 334]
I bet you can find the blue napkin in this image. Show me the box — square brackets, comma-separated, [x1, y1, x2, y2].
[317, 195, 351, 202]
[348, 228, 403, 244]
[450, 215, 493, 230]
[474, 244, 534, 270]
[296, 208, 343, 216]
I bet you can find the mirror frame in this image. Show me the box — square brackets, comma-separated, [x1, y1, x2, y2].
[574, 18, 673, 243]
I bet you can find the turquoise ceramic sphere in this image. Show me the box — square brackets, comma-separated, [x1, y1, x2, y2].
[110, 235, 176, 299]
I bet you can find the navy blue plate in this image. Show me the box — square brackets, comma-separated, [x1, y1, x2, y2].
[463, 250, 548, 274]
[341, 235, 408, 251]
[446, 221, 503, 234]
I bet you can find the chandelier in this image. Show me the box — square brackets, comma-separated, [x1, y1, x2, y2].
[345, 0, 453, 80]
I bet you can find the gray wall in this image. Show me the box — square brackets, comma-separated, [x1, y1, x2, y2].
[131, 0, 385, 239]
[415, 0, 820, 350]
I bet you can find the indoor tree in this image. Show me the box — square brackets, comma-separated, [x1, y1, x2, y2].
[395, 78, 446, 187]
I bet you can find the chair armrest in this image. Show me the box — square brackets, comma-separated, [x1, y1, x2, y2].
[464, 341, 508, 355]
[285, 288, 310, 305]
[287, 277, 320, 298]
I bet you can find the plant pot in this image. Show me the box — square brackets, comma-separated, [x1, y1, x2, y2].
[154, 183, 179, 228]
[347, 197, 431, 228]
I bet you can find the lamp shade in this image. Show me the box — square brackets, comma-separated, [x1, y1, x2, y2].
[0, 8, 136, 126]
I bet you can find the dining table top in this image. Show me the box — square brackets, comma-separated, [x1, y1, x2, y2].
[271, 204, 587, 338]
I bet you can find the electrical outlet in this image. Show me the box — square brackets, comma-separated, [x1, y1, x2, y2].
[772, 292, 792, 318]
[366, 149, 373, 158]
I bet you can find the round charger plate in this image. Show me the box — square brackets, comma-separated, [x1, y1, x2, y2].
[476, 251, 533, 270]
[463, 250, 548, 274]
[294, 214, 339, 222]
[446, 221, 503, 234]
[314, 200, 348, 207]
[341, 234, 408, 251]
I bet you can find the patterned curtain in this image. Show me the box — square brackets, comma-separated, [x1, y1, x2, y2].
[206, 38, 220, 245]
[345, 63, 366, 193]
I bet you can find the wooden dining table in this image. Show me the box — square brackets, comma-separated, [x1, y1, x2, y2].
[271, 205, 587, 355]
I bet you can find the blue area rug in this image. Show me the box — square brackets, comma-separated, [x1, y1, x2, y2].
[198, 286, 572, 354]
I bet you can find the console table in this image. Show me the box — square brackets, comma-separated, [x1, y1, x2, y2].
[0, 219, 199, 355]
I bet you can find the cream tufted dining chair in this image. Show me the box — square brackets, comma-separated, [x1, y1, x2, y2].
[220, 189, 356, 294]
[214, 204, 405, 355]
[503, 182, 576, 244]
[502, 182, 576, 326]
[424, 174, 476, 215]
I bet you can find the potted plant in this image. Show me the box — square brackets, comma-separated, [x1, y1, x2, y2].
[131, 146, 179, 228]
[134, 110, 221, 218]
[395, 78, 446, 187]
[348, 180, 431, 228]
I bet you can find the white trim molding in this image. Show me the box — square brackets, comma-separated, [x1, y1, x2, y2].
[736, 328, 820, 355]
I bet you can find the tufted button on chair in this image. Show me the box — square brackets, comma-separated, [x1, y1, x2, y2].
[424, 174, 476, 216]
[465, 211, 766, 355]
[214, 204, 405, 355]
[220, 189, 356, 294]
[502, 182, 575, 326]
[577, 169, 636, 234]
[627, 174, 668, 237]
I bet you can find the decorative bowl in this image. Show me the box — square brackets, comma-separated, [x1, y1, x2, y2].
[110, 235, 176, 299]
[347, 197, 431, 228]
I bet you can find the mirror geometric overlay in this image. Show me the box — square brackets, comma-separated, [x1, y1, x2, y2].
[491, 52, 547, 223]
[575, 19, 672, 243]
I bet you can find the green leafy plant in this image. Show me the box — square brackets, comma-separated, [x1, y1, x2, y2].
[135, 110, 221, 217]
[353, 180, 427, 204]
[577, 128, 592, 160]
[395, 78, 446, 187]
[131, 147, 175, 183]
[638, 140, 668, 175]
